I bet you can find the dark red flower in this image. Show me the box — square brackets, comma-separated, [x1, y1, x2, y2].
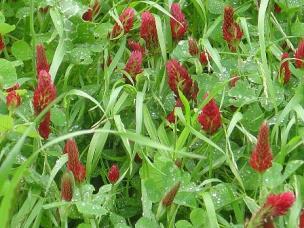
[36, 44, 50, 75]
[108, 164, 120, 184]
[0, 35, 5, 51]
[33, 70, 56, 139]
[199, 51, 210, 65]
[188, 37, 199, 56]
[166, 59, 193, 98]
[140, 11, 158, 47]
[299, 209, 304, 228]
[162, 182, 181, 207]
[198, 94, 222, 134]
[279, 52, 291, 84]
[274, 3, 281, 13]
[167, 98, 183, 123]
[264, 192, 295, 217]
[64, 139, 86, 183]
[230, 75, 240, 87]
[295, 40, 304, 68]
[6, 90, 21, 109]
[82, 8, 93, 21]
[61, 172, 73, 201]
[222, 6, 243, 52]
[111, 8, 135, 38]
[124, 51, 143, 80]
[170, 3, 188, 41]
[127, 39, 145, 55]
[38, 111, 51, 139]
[249, 122, 273, 173]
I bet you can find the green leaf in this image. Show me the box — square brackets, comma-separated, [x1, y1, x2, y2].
[135, 217, 159, 228]
[207, 0, 225, 14]
[0, 59, 17, 88]
[0, 115, 13, 132]
[175, 220, 193, 228]
[0, 22, 15, 34]
[201, 192, 220, 228]
[11, 40, 32, 61]
[50, 107, 67, 127]
[76, 202, 107, 216]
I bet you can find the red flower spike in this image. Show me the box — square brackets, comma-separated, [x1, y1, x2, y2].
[38, 111, 51, 140]
[199, 51, 210, 65]
[162, 182, 181, 207]
[170, 3, 188, 41]
[36, 44, 50, 75]
[108, 164, 120, 184]
[92, 0, 100, 16]
[230, 75, 240, 87]
[198, 94, 222, 134]
[249, 122, 273, 173]
[274, 3, 281, 13]
[111, 8, 135, 38]
[299, 209, 304, 228]
[166, 98, 183, 123]
[33, 70, 56, 139]
[0, 35, 5, 51]
[279, 52, 291, 84]
[82, 8, 93, 21]
[222, 6, 243, 52]
[166, 59, 193, 98]
[295, 40, 304, 69]
[140, 11, 158, 47]
[6, 90, 21, 109]
[188, 37, 199, 56]
[61, 172, 73, 201]
[264, 192, 295, 217]
[127, 39, 145, 55]
[124, 51, 143, 79]
[64, 139, 86, 183]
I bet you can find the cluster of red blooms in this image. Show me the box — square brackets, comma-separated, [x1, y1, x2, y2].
[128, 39, 145, 56]
[124, 50, 143, 82]
[61, 172, 73, 201]
[279, 52, 291, 84]
[249, 122, 273, 173]
[108, 164, 120, 184]
[222, 6, 243, 52]
[197, 93, 222, 134]
[295, 40, 304, 69]
[0, 35, 5, 51]
[33, 44, 56, 139]
[246, 192, 295, 227]
[140, 11, 158, 47]
[6, 83, 21, 110]
[162, 182, 181, 207]
[170, 3, 188, 41]
[111, 8, 135, 38]
[82, 0, 100, 21]
[64, 139, 86, 183]
[188, 37, 211, 66]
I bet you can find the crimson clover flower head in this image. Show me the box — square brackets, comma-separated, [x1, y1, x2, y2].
[166, 59, 193, 98]
[111, 8, 135, 38]
[82, 8, 93, 21]
[295, 40, 304, 68]
[140, 11, 158, 47]
[124, 50, 143, 79]
[61, 172, 74, 201]
[198, 93, 222, 134]
[249, 122, 273, 173]
[199, 51, 210, 65]
[127, 39, 145, 55]
[33, 70, 56, 139]
[170, 3, 188, 41]
[6, 90, 21, 110]
[279, 52, 291, 84]
[222, 6, 243, 52]
[0, 35, 5, 51]
[162, 182, 181, 207]
[64, 139, 86, 183]
[264, 192, 295, 217]
[36, 44, 50, 75]
[108, 164, 120, 184]
[188, 37, 199, 56]
[274, 3, 282, 13]
[230, 75, 240, 87]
